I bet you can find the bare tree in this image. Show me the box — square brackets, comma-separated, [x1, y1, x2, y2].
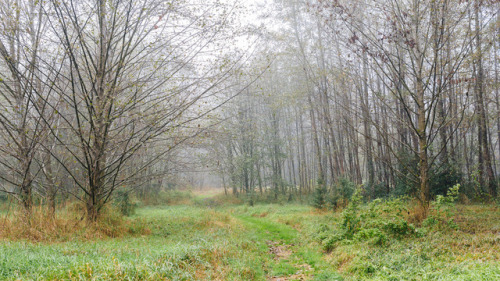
[37, 0, 241, 221]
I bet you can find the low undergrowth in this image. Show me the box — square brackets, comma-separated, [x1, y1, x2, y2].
[316, 191, 420, 252]
[306, 190, 500, 280]
[0, 190, 498, 280]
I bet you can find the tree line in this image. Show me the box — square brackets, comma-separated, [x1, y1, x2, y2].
[208, 0, 499, 215]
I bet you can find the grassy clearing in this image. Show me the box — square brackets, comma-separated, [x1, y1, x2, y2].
[0, 195, 499, 280]
[0, 206, 265, 280]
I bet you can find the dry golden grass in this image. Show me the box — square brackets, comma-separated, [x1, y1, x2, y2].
[405, 200, 427, 224]
[0, 203, 149, 242]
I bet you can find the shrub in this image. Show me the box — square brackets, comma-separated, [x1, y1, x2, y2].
[393, 151, 419, 197]
[341, 189, 362, 238]
[423, 184, 460, 231]
[392, 152, 462, 199]
[322, 232, 345, 252]
[370, 182, 390, 199]
[354, 228, 387, 245]
[383, 219, 415, 237]
[326, 178, 356, 210]
[316, 223, 331, 241]
[312, 178, 327, 209]
[315, 194, 418, 251]
[337, 178, 355, 201]
[429, 164, 462, 197]
[435, 183, 460, 205]
[247, 193, 255, 206]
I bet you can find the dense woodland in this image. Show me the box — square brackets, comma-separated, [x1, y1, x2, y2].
[210, 0, 500, 210]
[0, 0, 499, 221]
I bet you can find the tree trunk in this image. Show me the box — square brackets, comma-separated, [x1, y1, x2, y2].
[417, 76, 430, 215]
[474, 2, 497, 197]
[361, 50, 375, 191]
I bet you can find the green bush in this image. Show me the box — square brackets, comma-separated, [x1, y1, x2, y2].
[322, 232, 345, 252]
[312, 178, 327, 209]
[341, 189, 362, 238]
[436, 183, 460, 205]
[391, 151, 462, 199]
[370, 182, 391, 199]
[337, 178, 355, 201]
[325, 177, 356, 210]
[383, 219, 415, 237]
[423, 184, 460, 231]
[316, 195, 417, 252]
[392, 151, 419, 197]
[429, 164, 462, 197]
[354, 228, 387, 245]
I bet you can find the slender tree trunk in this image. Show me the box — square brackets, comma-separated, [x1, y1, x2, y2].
[414, 0, 430, 214]
[417, 76, 430, 214]
[43, 150, 57, 218]
[474, 2, 497, 197]
[361, 51, 375, 191]
[494, 6, 500, 183]
[308, 95, 325, 186]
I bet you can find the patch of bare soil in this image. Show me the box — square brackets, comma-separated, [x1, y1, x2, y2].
[267, 241, 293, 260]
[266, 241, 313, 281]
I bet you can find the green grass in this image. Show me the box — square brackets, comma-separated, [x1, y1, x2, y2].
[233, 204, 343, 280]
[0, 206, 265, 280]
[0, 200, 498, 280]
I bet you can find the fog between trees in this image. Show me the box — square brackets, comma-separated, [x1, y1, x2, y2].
[0, 0, 498, 221]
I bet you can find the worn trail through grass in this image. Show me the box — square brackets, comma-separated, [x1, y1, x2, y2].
[234, 213, 341, 281]
[236, 215, 302, 280]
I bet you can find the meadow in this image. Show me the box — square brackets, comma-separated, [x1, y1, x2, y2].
[0, 191, 499, 280]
